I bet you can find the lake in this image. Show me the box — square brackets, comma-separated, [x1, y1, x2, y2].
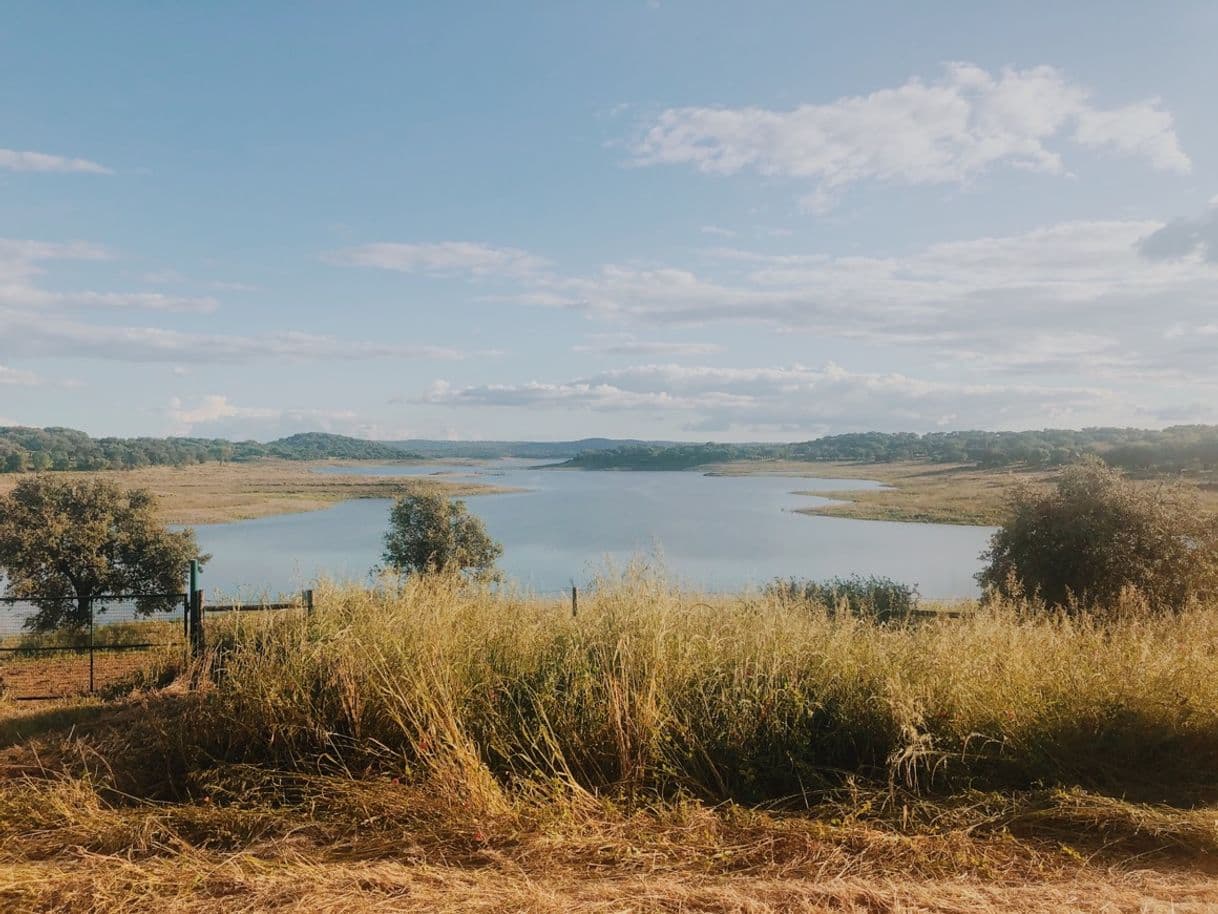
[192, 460, 995, 600]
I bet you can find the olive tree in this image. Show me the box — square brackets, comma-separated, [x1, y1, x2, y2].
[0, 476, 206, 631]
[382, 490, 501, 578]
[978, 458, 1218, 613]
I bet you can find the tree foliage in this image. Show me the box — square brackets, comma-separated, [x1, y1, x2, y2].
[978, 458, 1218, 613]
[558, 425, 1218, 472]
[0, 426, 418, 473]
[0, 477, 206, 630]
[382, 490, 502, 577]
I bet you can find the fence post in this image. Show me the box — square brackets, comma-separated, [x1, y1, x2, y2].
[304, 589, 314, 616]
[88, 597, 95, 694]
[189, 589, 205, 658]
[571, 584, 578, 618]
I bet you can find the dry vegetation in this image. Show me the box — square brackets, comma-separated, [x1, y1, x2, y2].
[0, 460, 517, 526]
[3, 572, 1218, 912]
[710, 459, 1218, 525]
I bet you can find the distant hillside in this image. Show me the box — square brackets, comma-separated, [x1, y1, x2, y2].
[0, 427, 417, 472]
[385, 438, 672, 459]
[557, 427, 1218, 474]
[265, 433, 413, 461]
[10, 425, 1218, 476]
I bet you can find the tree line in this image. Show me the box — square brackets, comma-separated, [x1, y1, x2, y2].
[0, 428, 416, 473]
[558, 425, 1218, 473]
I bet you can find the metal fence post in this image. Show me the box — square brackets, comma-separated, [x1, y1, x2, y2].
[189, 589, 205, 658]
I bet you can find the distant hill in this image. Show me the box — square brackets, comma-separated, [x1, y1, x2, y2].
[0, 426, 417, 472]
[265, 433, 414, 461]
[9, 425, 1218, 477]
[384, 438, 673, 459]
[556, 427, 1218, 473]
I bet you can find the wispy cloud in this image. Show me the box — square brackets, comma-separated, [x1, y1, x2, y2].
[165, 394, 389, 439]
[326, 241, 549, 277]
[630, 63, 1189, 210]
[572, 334, 724, 357]
[0, 364, 41, 386]
[0, 311, 483, 364]
[424, 361, 1125, 435]
[500, 217, 1218, 385]
[0, 148, 112, 175]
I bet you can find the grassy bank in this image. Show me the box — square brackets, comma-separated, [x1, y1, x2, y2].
[708, 460, 1218, 526]
[3, 574, 1218, 911]
[0, 459, 518, 525]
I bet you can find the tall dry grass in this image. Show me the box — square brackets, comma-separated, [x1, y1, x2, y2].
[173, 568, 1218, 806]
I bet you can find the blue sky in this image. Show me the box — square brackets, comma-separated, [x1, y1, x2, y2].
[2, 2, 1217, 442]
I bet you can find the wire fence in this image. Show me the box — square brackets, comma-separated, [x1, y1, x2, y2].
[0, 593, 189, 700]
[0, 588, 320, 700]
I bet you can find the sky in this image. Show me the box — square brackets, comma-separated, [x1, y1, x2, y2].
[2, 2, 1217, 443]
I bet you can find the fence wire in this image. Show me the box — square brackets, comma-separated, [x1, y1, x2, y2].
[0, 594, 188, 700]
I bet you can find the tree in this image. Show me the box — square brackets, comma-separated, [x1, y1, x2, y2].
[978, 458, 1218, 613]
[382, 490, 501, 577]
[0, 477, 207, 631]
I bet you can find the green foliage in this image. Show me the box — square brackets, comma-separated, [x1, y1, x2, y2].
[0, 476, 206, 630]
[0, 426, 420, 473]
[557, 425, 1218, 472]
[382, 490, 502, 577]
[262, 432, 412, 461]
[768, 574, 920, 621]
[978, 458, 1218, 613]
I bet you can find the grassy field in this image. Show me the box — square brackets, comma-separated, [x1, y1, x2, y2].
[2, 573, 1217, 912]
[0, 459, 518, 526]
[709, 459, 1218, 525]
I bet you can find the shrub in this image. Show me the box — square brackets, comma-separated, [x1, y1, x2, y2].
[766, 574, 920, 621]
[978, 457, 1218, 613]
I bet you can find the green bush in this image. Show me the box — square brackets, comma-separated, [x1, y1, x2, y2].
[767, 574, 920, 621]
[978, 457, 1218, 613]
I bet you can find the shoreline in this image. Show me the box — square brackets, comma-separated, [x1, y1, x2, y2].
[0, 459, 522, 527]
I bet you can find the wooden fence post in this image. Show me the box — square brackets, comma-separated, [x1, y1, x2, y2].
[88, 597, 95, 694]
[571, 584, 578, 618]
[304, 589, 314, 616]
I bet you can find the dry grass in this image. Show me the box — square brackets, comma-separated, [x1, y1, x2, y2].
[4, 573, 1218, 912]
[709, 460, 1218, 526]
[0, 460, 519, 525]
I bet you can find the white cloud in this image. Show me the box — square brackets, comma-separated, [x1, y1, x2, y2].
[0, 364, 40, 386]
[326, 242, 549, 277]
[0, 239, 213, 312]
[630, 63, 1189, 207]
[424, 361, 1124, 435]
[699, 225, 737, 238]
[505, 218, 1218, 383]
[167, 394, 278, 431]
[0, 310, 483, 364]
[572, 334, 724, 356]
[165, 394, 389, 439]
[3, 288, 220, 313]
[0, 148, 112, 175]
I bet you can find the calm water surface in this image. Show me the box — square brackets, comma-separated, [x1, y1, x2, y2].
[193, 461, 994, 599]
